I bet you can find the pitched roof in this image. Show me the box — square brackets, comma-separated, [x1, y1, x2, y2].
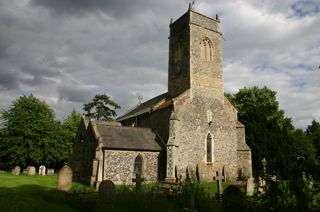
[116, 92, 170, 121]
[94, 123, 165, 151]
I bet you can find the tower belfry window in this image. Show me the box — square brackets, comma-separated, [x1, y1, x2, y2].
[175, 40, 183, 62]
[200, 38, 212, 61]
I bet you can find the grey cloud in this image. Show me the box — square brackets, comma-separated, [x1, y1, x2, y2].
[57, 84, 94, 103]
[0, 0, 319, 129]
[0, 69, 20, 90]
[30, 0, 183, 19]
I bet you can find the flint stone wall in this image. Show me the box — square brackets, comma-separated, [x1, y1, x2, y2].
[171, 92, 239, 181]
[103, 150, 163, 184]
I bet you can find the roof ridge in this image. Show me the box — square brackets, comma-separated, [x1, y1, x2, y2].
[116, 92, 168, 121]
[96, 124, 153, 130]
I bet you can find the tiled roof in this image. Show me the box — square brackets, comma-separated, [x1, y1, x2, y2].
[116, 93, 170, 121]
[95, 124, 165, 151]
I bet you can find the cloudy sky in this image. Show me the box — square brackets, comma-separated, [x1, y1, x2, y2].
[0, 0, 319, 129]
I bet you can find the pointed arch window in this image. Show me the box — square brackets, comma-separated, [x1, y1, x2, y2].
[175, 40, 183, 62]
[206, 133, 213, 163]
[134, 154, 143, 175]
[200, 38, 212, 61]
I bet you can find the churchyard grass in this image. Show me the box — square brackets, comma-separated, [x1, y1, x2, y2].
[0, 172, 91, 211]
[0, 172, 242, 211]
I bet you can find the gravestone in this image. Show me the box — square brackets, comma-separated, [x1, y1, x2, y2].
[11, 166, 21, 175]
[47, 168, 54, 175]
[26, 166, 31, 173]
[39, 165, 46, 176]
[98, 180, 116, 202]
[246, 177, 254, 196]
[222, 166, 228, 182]
[57, 165, 73, 191]
[186, 165, 197, 182]
[27, 166, 36, 176]
[214, 171, 224, 198]
[132, 173, 144, 192]
[222, 185, 245, 211]
[196, 163, 205, 182]
[240, 167, 249, 180]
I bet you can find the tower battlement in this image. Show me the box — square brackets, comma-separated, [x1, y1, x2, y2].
[168, 9, 224, 102]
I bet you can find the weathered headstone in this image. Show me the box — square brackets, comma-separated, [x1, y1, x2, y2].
[132, 173, 144, 192]
[27, 166, 36, 176]
[11, 166, 21, 175]
[196, 163, 205, 182]
[222, 166, 228, 182]
[39, 165, 46, 176]
[246, 177, 254, 196]
[98, 180, 116, 202]
[240, 167, 249, 180]
[47, 168, 54, 176]
[214, 171, 224, 198]
[57, 165, 73, 191]
[186, 165, 197, 182]
[222, 185, 244, 211]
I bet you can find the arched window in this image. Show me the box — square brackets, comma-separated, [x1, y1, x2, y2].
[206, 133, 213, 162]
[175, 40, 183, 62]
[134, 155, 143, 175]
[200, 38, 212, 61]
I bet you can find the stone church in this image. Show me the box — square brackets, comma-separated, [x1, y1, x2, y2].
[71, 6, 252, 187]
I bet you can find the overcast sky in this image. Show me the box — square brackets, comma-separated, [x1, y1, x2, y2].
[0, 0, 319, 129]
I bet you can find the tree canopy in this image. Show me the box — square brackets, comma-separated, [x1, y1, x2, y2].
[83, 94, 120, 121]
[227, 86, 318, 179]
[0, 95, 81, 169]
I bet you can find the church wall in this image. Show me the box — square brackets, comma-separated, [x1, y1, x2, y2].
[103, 150, 163, 184]
[70, 119, 86, 181]
[80, 125, 99, 185]
[120, 107, 172, 145]
[171, 93, 239, 181]
[237, 150, 252, 179]
[137, 107, 172, 143]
[237, 126, 252, 177]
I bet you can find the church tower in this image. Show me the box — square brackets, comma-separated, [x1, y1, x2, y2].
[168, 5, 224, 102]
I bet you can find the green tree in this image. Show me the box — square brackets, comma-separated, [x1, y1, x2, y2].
[227, 86, 294, 178]
[61, 109, 81, 157]
[0, 95, 57, 167]
[306, 120, 320, 159]
[83, 94, 120, 121]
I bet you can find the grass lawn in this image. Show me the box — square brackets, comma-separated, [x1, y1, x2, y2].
[0, 172, 234, 211]
[0, 172, 85, 212]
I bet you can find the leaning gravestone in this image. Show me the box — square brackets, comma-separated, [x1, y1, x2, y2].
[47, 168, 54, 176]
[27, 166, 36, 176]
[99, 180, 116, 202]
[12, 166, 21, 175]
[57, 165, 73, 191]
